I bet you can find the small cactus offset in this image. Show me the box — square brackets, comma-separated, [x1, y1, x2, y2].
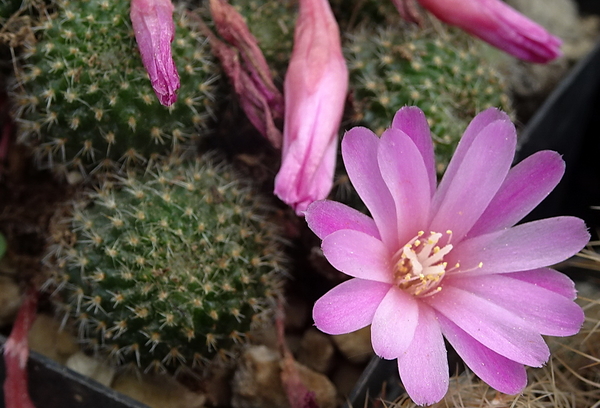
[345, 23, 512, 173]
[11, 0, 221, 178]
[48, 155, 286, 372]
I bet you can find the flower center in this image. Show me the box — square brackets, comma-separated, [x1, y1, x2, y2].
[393, 230, 453, 297]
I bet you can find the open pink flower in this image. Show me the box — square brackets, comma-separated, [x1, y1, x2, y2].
[396, 0, 562, 63]
[306, 107, 588, 405]
[130, 0, 180, 106]
[273, 0, 349, 215]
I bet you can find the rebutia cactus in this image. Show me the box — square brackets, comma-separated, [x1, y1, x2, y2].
[11, 0, 221, 178]
[345, 23, 512, 171]
[332, 22, 512, 210]
[47, 155, 286, 372]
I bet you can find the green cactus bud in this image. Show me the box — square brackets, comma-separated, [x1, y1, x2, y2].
[10, 0, 222, 179]
[47, 155, 286, 372]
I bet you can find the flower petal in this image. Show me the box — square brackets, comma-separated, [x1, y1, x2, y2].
[378, 128, 432, 245]
[425, 285, 549, 366]
[391, 107, 436, 196]
[398, 304, 448, 406]
[371, 287, 419, 359]
[448, 274, 584, 336]
[313, 278, 391, 335]
[438, 314, 527, 395]
[306, 200, 380, 240]
[433, 108, 510, 208]
[342, 127, 399, 249]
[321, 229, 393, 283]
[467, 150, 565, 238]
[449, 217, 590, 276]
[429, 119, 516, 241]
[508, 268, 577, 300]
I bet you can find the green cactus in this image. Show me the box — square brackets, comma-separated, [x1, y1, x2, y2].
[332, 22, 512, 210]
[10, 0, 222, 179]
[47, 155, 286, 372]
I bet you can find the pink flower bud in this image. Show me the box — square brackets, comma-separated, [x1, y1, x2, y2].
[130, 0, 180, 106]
[207, 0, 284, 148]
[274, 0, 349, 215]
[399, 0, 562, 63]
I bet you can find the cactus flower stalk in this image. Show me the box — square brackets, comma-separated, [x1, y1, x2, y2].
[130, 0, 180, 106]
[396, 0, 562, 63]
[274, 0, 349, 215]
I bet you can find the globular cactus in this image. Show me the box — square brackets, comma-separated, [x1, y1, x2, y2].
[47, 155, 286, 372]
[331, 22, 512, 210]
[11, 0, 222, 178]
[345, 24, 512, 172]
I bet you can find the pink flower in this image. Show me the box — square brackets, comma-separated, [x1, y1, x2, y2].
[130, 0, 180, 106]
[273, 0, 349, 215]
[398, 0, 562, 63]
[305, 107, 588, 405]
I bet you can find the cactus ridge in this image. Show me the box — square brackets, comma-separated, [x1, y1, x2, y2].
[48, 155, 286, 372]
[11, 0, 222, 178]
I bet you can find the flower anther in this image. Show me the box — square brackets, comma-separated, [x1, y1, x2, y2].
[394, 230, 453, 296]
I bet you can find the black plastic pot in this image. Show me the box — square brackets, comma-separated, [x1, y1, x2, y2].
[0, 336, 148, 408]
[516, 38, 600, 236]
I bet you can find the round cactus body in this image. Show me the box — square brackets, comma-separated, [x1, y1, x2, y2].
[346, 24, 512, 171]
[48, 155, 286, 372]
[11, 0, 222, 178]
[331, 22, 512, 211]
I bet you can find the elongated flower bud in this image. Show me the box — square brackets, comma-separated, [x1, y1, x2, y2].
[398, 0, 562, 63]
[274, 0, 349, 215]
[130, 0, 180, 106]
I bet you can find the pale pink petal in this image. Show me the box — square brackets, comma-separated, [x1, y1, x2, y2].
[305, 200, 380, 240]
[425, 285, 549, 366]
[467, 151, 565, 238]
[313, 278, 390, 335]
[397, 304, 448, 405]
[449, 217, 590, 276]
[429, 119, 516, 241]
[371, 287, 419, 359]
[447, 275, 584, 336]
[321, 229, 393, 283]
[417, 0, 562, 63]
[275, 129, 338, 214]
[438, 314, 527, 394]
[274, 0, 348, 214]
[479, 0, 562, 63]
[342, 127, 399, 249]
[130, 0, 180, 106]
[434, 108, 509, 207]
[391, 107, 436, 196]
[378, 128, 431, 245]
[509, 268, 577, 300]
